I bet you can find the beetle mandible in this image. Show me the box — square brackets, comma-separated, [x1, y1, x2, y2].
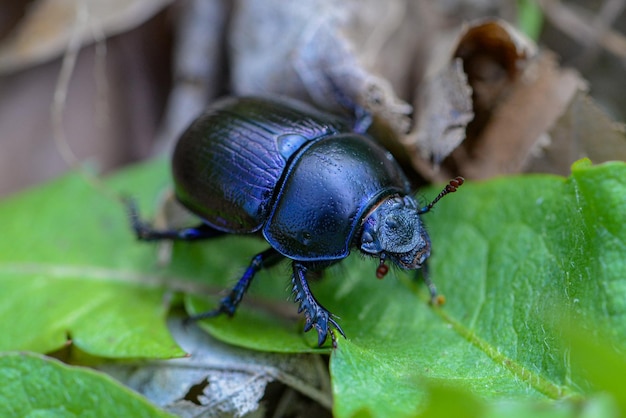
[127, 96, 463, 347]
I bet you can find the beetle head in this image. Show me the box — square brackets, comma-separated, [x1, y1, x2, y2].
[360, 195, 431, 269]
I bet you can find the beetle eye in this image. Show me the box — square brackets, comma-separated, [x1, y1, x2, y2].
[385, 218, 399, 229]
[301, 231, 312, 245]
[389, 196, 403, 209]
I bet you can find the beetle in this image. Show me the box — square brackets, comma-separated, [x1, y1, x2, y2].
[127, 96, 463, 347]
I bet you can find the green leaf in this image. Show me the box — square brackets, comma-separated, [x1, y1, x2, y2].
[566, 323, 626, 414]
[517, 0, 544, 40]
[330, 160, 626, 417]
[1, 157, 625, 416]
[0, 352, 175, 417]
[0, 161, 184, 358]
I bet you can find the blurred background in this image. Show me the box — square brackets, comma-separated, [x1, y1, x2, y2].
[0, 0, 625, 197]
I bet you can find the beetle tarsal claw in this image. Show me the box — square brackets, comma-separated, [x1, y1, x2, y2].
[292, 263, 346, 347]
[329, 316, 346, 338]
[312, 313, 345, 348]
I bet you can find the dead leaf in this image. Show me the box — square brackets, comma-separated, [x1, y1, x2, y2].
[229, 0, 413, 135]
[455, 18, 536, 122]
[456, 51, 586, 179]
[0, 0, 174, 74]
[403, 18, 539, 181]
[527, 91, 626, 174]
[401, 18, 622, 181]
[404, 58, 473, 179]
[99, 317, 332, 417]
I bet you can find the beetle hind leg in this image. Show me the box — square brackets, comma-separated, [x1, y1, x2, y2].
[291, 262, 346, 348]
[186, 248, 283, 323]
[125, 197, 224, 241]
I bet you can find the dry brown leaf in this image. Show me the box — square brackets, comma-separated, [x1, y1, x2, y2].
[456, 51, 586, 179]
[0, 5, 172, 197]
[0, 0, 173, 74]
[401, 18, 623, 181]
[100, 318, 332, 417]
[229, 0, 413, 135]
[527, 91, 626, 174]
[404, 18, 539, 181]
[151, 0, 231, 155]
[404, 58, 473, 179]
[455, 18, 536, 120]
[2, 1, 624, 198]
[564, 95, 626, 164]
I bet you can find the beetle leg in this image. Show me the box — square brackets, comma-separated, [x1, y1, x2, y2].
[291, 262, 346, 348]
[418, 263, 443, 306]
[351, 105, 373, 135]
[331, 83, 373, 134]
[125, 197, 225, 241]
[186, 248, 284, 321]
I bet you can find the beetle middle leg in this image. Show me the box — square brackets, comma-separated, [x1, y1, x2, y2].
[186, 248, 284, 321]
[291, 262, 346, 348]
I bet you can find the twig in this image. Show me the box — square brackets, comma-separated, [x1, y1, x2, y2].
[51, 2, 119, 201]
[537, 0, 626, 64]
[52, 2, 88, 169]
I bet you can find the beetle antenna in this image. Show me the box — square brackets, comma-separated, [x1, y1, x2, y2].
[418, 177, 464, 214]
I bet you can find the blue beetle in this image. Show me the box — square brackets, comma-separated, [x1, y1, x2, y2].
[128, 96, 463, 347]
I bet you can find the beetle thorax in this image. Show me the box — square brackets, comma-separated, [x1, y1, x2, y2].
[360, 195, 431, 269]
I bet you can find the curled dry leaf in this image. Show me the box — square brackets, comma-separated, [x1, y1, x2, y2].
[455, 19, 537, 121]
[404, 58, 473, 179]
[0, 0, 173, 74]
[457, 51, 586, 179]
[229, 0, 413, 135]
[405, 17, 626, 181]
[406, 18, 537, 181]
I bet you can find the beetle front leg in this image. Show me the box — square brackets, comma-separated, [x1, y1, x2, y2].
[418, 263, 443, 306]
[186, 248, 284, 322]
[291, 262, 346, 348]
